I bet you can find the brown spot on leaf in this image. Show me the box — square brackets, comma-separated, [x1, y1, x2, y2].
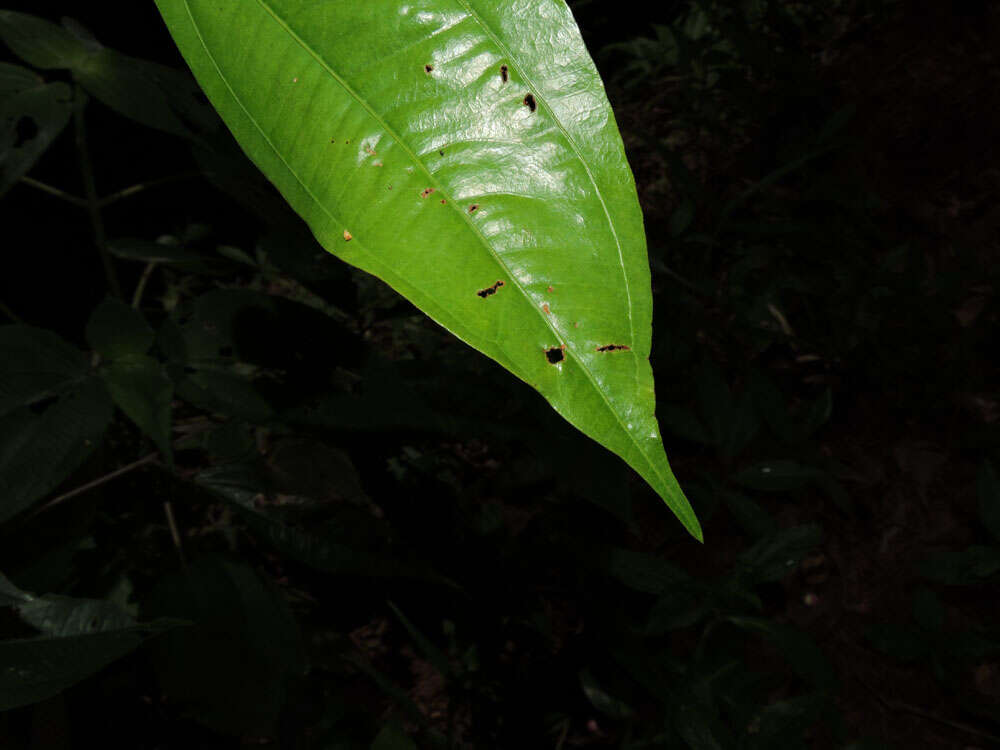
[468, 203, 479, 213]
[439, 149, 445, 156]
[546, 285, 553, 293]
[596, 344, 630, 352]
[500, 64, 509, 83]
[523, 93, 536, 112]
[542, 303, 550, 314]
[477, 280, 505, 298]
[424, 64, 434, 73]
[545, 347, 565, 365]
[421, 188, 436, 198]
[343, 230, 353, 241]
[440, 199, 447, 204]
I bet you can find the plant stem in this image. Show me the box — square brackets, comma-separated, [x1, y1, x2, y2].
[0, 298, 22, 323]
[19, 176, 88, 207]
[27, 452, 160, 518]
[131, 261, 159, 309]
[73, 88, 122, 298]
[99, 171, 202, 208]
[163, 500, 187, 567]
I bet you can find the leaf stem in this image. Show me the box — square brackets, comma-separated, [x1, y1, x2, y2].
[131, 261, 159, 309]
[27, 452, 160, 519]
[0, 298, 23, 323]
[18, 176, 88, 207]
[99, 171, 202, 208]
[73, 87, 122, 298]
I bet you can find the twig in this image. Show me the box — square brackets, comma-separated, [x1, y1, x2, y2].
[27, 452, 160, 518]
[0, 298, 22, 323]
[131, 261, 159, 309]
[18, 176, 88, 207]
[163, 501, 186, 567]
[855, 671, 1000, 745]
[99, 171, 202, 208]
[73, 88, 122, 298]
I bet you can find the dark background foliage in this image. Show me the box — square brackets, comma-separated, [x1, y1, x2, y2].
[1, 1, 998, 747]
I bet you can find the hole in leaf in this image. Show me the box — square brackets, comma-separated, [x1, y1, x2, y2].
[545, 346, 565, 365]
[14, 116, 37, 147]
[421, 188, 436, 198]
[523, 94, 536, 112]
[424, 64, 434, 73]
[439, 149, 445, 156]
[500, 64, 509, 83]
[596, 344, 630, 352]
[477, 280, 505, 298]
[468, 203, 479, 213]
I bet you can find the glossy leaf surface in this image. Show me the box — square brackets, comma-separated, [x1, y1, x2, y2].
[155, 0, 701, 539]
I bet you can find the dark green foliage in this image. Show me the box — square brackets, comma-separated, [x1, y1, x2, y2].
[0, 1, 997, 747]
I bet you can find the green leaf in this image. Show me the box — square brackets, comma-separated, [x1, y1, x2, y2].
[644, 584, 707, 633]
[0, 78, 72, 196]
[0, 378, 113, 523]
[101, 354, 174, 464]
[0, 324, 88, 416]
[371, 723, 418, 750]
[0, 572, 133, 636]
[0, 630, 147, 711]
[735, 524, 822, 584]
[0, 11, 215, 139]
[86, 297, 155, 359]
[579, 668, 635, 719]
[388, 602, 451, 680]
[917, 546, 1000, 584]
[978, 460, 1000, 543]
[154, 0, 702, 540]
[195, 463, 444, 583]
[733, 460, 823, 492]
[602, 545, 691, 595]
[73, 49, 217, 138]
[146, 557, 307, 735]
[717, 488, 775, 539]
[0, 11, 91, 69]
[0, 573, 180, 711]
[728, 616, 837, 691]
[108, 236, 209, 265]
[0, 61, 40, 96]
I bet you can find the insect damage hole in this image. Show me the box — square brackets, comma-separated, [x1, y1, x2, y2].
[500, 64, 509, 83]
[467, 203, 480, 213]
[545, 346, 565, 365]
[477, 280, 504, 298]
[523, 93, 536, 112]
[420, 187, 436, 198]
[424, 64, 434, 73]
[596, 344, 630, 352]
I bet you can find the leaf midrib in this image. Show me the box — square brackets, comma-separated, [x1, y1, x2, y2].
[180, 0, 690, 529]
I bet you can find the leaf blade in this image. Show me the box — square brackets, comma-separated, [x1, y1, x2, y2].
[154, 0, 701, 539]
